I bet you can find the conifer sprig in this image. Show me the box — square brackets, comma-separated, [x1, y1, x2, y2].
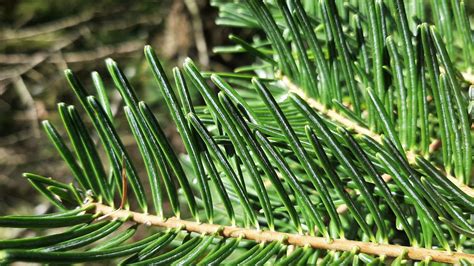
[1, 0, 473, 264]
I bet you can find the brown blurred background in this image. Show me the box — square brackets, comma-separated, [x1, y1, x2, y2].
[0, 0, 253, 223]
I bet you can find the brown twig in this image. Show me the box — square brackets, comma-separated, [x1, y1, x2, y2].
[0, 33, 82, 81]
[4, 40, 134, 65]
[12, 77, 40, 138]
[0, 12, 94, 41]
[57, 41, 144, 64]
[183, 0, 209, 67]
[92, 202, 474, 264]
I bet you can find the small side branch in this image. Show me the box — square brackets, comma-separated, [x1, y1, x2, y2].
[281, 76, 474, 198]
[93, 203, 474, 264]
[281, 76, 381, 142]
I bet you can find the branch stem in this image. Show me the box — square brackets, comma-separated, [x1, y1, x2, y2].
[92, 202, 474, 264]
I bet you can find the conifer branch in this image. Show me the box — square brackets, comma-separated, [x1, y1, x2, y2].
[281, 75, 474, 197]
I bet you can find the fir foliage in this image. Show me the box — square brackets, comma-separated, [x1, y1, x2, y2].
[1, 0, 473, 264]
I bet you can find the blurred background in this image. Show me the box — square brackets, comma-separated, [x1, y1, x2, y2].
[0, 0, 253, 224]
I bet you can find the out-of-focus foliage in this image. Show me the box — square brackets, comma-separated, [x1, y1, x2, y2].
[0, 0, 228, 218]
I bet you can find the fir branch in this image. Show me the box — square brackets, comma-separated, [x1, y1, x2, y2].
[281, 75, 474, 198]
